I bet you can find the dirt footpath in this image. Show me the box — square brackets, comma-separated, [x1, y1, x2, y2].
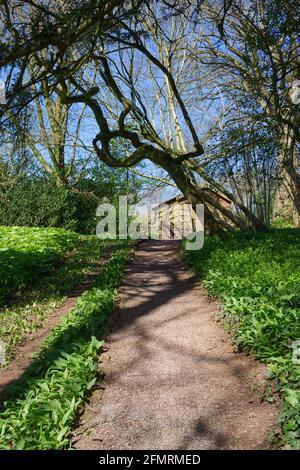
[73, 240, 277, 450]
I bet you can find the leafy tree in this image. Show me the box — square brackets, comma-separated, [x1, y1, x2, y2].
[1, 1, 299, 230]
[199, 0, 300, 224]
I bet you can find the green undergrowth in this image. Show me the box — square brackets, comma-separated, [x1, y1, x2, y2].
[0, 226, 79, 307]
[0, 235, 114, 363]
[0, 244, 131, 450]
[184, 229, 300, 449]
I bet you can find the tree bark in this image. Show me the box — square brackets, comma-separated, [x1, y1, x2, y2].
[272, 126, 300, 227]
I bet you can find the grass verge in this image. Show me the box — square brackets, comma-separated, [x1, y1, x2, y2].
[0, 244, 131, 450]
[184, 229, 300, 449]
[0, 235, 112, 364]
[0, 226, 79, 307]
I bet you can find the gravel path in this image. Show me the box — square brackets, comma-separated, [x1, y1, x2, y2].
[73, 240, 277, 450]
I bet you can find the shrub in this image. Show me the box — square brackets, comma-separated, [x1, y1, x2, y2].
[0, 176, 99, 233]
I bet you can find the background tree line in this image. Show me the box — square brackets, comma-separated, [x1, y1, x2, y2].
[0, 0, 299, 233]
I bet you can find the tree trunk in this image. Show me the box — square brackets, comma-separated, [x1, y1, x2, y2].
[272, 126, 300, 227]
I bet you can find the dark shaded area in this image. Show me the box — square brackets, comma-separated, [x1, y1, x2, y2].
[0, 248, 64, 307]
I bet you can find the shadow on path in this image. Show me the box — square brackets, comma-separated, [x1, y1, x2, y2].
[73, 240, 278, 450]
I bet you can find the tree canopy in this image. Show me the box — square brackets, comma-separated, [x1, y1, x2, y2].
[1, 0, 299, 231]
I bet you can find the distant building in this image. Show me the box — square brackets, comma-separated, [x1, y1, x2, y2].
[152, 191, 232, 239]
